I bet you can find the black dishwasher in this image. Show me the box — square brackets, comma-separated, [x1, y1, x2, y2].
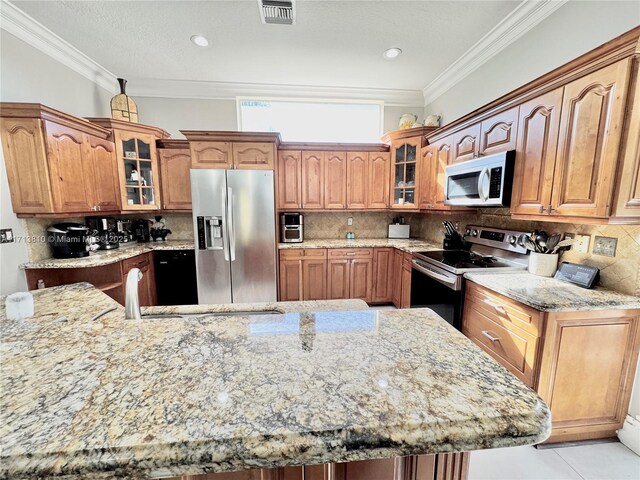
[154, 250, 198, 305]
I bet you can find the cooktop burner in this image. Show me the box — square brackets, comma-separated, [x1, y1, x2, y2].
[415, 249, 515, 270]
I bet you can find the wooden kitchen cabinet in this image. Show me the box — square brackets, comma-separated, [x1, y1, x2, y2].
[327, 259, 350, 300]
[279, 258, 303, 301]
[88, 118, 170, 212]
[418, 144, 435, 210]
[511, 88, 563, 216]
[302, 257, 327, 301]
[277, 150, 302, 209]
[389, 136, 420, 209]
[122, 253, 156, 306]
[326, 249, 373, 303]
[190, 141, 232, 169]
[367, 151, 390, 209]
[346, 152, 368, 209]
[451, 123, 480, 163]
[391, 249, 403, 308]
[371, 248, 394, 303]
[0, 104, 120, 215]
[158, 140, 192, 211]
[325, 152, 347, 209]
[279, 249, 327, 301]
[478, 107, 519, 156]
[400, 252, 412, 309]
[463, 282, 640, 444]
[302, 151, 324, 209]
[232, 142, 275, 170]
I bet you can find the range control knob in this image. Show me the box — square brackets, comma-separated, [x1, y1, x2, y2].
[507, 235, 517, 245]
[465, 228, 471, 236]
[471, 229, 478, 237]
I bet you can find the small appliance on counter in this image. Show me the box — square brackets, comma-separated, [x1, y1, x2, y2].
[388, 217, 410, 239]
[117, 219, 134, 244]
[132, 218, 152, 242]
[554, 262, 600, 289]
[280, 212, 303, 243]
[86, 217, 119, 250]
[46, 223, 90, 259]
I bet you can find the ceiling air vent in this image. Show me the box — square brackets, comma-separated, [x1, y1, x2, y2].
[259, 0, 296, 25]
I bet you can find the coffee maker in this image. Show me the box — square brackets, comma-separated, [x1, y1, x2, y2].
[132, 218, 151, 242]
[87, 217, 119, 250]
[47, 223, 90, 259]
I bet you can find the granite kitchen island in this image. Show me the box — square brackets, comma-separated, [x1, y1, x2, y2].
[0, 283, 550, 480]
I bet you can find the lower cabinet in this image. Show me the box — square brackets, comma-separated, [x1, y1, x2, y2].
[278, 249, 327, 301]
[462, 282, 640, 443]
[391, 250, 412, 308]
[371, 248, 394, 304]
[173, 453, 469, 480]
[327, 249, 373, 303]
[24, 252, 157, 307]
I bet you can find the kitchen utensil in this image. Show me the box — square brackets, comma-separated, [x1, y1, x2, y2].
[552, 238, 575, 254]
[528, 252, 559, 277]
[545, 234, 561, 253]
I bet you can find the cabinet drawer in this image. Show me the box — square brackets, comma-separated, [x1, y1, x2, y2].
[303, 248, 328, 259]
[328, 248, 374, 259]
[280, 248, 327, 260]
[122, 253, 150, 272]
[466, 282, 542, 335]
[463, 304, 539, 387]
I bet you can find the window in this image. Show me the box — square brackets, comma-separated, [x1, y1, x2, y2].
[237, 98, 383, 143]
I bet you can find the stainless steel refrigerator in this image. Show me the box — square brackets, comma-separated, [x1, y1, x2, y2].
[191, 169, 277, 304]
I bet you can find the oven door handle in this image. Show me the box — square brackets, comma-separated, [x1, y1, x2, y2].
[412, 260, 458, 286]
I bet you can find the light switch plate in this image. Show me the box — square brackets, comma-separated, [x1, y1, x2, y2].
[347, 217, 353, 226]
[0, 228, 14, 243]
[593, 236, 617, 257]
[565, 233, 590, 253]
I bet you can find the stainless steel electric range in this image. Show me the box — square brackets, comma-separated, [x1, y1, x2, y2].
[410, 225, 529, 330]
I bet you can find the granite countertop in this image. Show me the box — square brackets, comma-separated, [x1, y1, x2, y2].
[1, 283, 550, 479]
[278, 238, 442, 253]
[20, 240, 194, 270]
[465, 272, 640, 312]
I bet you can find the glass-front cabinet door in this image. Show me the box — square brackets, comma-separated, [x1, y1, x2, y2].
[116, 131, 160, 210]
[390, 137, 420, 208]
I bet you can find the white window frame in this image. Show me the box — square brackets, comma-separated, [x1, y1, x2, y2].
[236, 96, 385, 142]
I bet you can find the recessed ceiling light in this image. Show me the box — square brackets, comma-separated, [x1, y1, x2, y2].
[383, 47, 402, 60]
[190, 35, 210, 47]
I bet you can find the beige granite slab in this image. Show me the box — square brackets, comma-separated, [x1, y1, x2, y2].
[1, 283, 550, 479]
[465, 272, 640, 312]
[278, 238, 442, 253]
[20, 240, 194, 270]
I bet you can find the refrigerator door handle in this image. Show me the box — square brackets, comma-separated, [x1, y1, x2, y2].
[221, 188, 230, 262]
[228, 187, 236, 262]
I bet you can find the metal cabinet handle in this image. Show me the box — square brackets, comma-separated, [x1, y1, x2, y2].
[547, 205, 555, 214]
[481, 330, 500, 342]
[482, 298, 506, 312]
[539, 205, 545, 214]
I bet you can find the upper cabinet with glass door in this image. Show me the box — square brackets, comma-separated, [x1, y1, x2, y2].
[381, 127, 436, 210]
[87, 118, 170, 211]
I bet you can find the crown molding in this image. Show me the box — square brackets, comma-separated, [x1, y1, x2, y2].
[0, 0, 117, 93]
[422, 0, 568, 106]
[126, 78, 425, 106]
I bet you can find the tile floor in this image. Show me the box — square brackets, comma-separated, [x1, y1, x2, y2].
[468, 442, 640, 480]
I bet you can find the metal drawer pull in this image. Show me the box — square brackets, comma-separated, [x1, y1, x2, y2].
[346, 252, 356, 256]
[483, 298, 506, 312]
[481, 330, 500, 342]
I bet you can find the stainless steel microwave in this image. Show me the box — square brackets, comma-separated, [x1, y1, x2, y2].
[444, 151, 515, 207]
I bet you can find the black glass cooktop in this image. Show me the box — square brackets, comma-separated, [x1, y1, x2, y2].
[415, 249, 514, 269]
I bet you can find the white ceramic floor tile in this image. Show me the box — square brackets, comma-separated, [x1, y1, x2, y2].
[553, 442, 640, 480]
[468, 445, 582, 480]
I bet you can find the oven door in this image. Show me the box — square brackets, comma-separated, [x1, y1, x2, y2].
[410, 258, 463, 330]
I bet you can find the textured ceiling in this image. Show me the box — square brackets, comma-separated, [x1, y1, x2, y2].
[14, 0, 518, 91]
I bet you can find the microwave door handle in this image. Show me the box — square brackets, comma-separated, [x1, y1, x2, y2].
[221, 188, 230, 262]
[478, 168, 490, 202]
[412, 260, 457, 286]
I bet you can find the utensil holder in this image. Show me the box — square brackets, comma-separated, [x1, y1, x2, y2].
[528, 252, 559, 277]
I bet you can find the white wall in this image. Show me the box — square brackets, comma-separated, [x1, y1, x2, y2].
[425, 1, 640, 124]
[136, 96, 424, 140]
[0, 31, 112, 295]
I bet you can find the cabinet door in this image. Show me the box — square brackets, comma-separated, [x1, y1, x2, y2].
[346, 152, 368, 209]
[191, 141, 232, 169]
[401, 263, 412, 309]
[551, 59, 631, 218]
[0, 118, 53, 213]
[452, 123, 480, 163]
[367, 152, 390, 209]
[511, 88, 563, 215]
[325, 152, 347, 209]
[158, 148, 192, 210]
[327, 259, 350, 299]
[279, 259, 302, 301]
[391, 249, 403, 308]
[86, 135, 120, 212]
[537, 310, 640, 443]
[371, 248, 394, 303]
[479, 107, 519, 156]
[138, 261, 156, 307]
[233, 142, 275, 170]
[301, 151, 324, 209]
[45, 121, 94, 213]
[390, 138, 420, 209]
[277, 151, 302, 209]
[350, 258, 372, 303]
[418, 144, 435, 209]
[432, 137, 454, 210]
[115, 131, 161, 210]
[302, 259, 327, 300]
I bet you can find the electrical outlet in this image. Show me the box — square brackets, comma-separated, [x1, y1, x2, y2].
[347, 217, 353, 226]
[0, 229, 14, 243]
[572, 234, 591, 254]
[593, 236, 617, 257]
